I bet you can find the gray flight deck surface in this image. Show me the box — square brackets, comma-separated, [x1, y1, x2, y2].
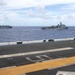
[0, 40, 75, 75]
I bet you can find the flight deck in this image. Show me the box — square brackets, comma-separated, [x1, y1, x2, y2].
[0, 38, 75, 75]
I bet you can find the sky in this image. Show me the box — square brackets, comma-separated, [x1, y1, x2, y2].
[0, 0, 75, 26]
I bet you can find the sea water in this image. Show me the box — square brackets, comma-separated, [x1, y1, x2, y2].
[0, 26, 75, 42]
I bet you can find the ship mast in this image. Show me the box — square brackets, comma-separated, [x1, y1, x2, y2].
[60, 22, 62, 25]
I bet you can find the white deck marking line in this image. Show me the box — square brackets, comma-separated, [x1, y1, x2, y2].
[0, 47, 73, 59]
[26, 57, 44, 62]
[36, 55, 52, 59]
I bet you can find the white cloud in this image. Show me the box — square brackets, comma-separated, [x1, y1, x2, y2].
[27, 9, 35, 17]
[0, 14, 4, 23]
[61, 3, 75, 11]
[36, 4, 46, 14]
[0, 0, 75, 26]
[0, 0, 6, 6]
[4, 0, 37, 9]
[1, 0, 75, 9]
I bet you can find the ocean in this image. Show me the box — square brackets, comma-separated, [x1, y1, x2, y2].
[0, 26, 75, 43]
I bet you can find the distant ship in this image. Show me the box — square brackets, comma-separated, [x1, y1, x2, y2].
[41, 22, 68, 30]
[0, 25, 12, 29]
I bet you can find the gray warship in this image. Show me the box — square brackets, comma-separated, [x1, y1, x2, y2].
[41, 22, 68, 30]
[0, 25, 12, 29]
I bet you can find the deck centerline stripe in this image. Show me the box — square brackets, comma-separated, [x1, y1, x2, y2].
[0, 47, 73, 59]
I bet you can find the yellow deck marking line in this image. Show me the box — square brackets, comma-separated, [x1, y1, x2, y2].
[0, 47, 73, 59]
[0, 56, 75, 75]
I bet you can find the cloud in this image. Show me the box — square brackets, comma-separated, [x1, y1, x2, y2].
[4, 0, 37, 9]
[0, 0, 6, 6]
[25, 0, 75, 20]
[36, 4, 46, 14]
[61, 3, 75, 11]
[27, 9, 35, 17]
[0, 16, 4, 23]
[0, 0, 75, 26]
[1, 0, 75, 9]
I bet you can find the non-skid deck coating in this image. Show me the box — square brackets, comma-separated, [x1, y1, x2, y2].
[0, 40, 75, 75]
[0, 56, 75, 75]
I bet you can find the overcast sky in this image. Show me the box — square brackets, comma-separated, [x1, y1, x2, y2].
[0, 0, 75, 26]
